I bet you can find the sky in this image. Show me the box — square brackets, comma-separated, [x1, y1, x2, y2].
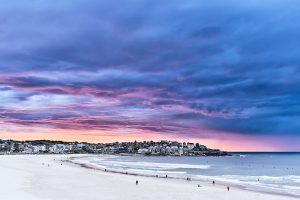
[0, 0, 299, 151]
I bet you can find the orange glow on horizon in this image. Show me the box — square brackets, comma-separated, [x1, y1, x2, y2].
[0, 124, 289, 152]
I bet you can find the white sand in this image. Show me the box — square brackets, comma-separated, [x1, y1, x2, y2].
[0, 154, 296, 200]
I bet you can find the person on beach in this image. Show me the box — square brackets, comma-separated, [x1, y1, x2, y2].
[227, 186, 230, 191]
[213, 180, 215, 185]
[136, 180, 138, 185]
[166, 175, 168, 178]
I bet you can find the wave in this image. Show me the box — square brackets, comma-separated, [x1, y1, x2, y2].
[126, 168, 187, 175]
[76, 155, 211, 170]
[193, 174, 300, 196]
[90, 160, 211, 170]
[71, 155, 300, 197]
[212, 174, 300, 181]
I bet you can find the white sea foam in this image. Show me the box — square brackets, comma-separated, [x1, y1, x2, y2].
[72, 154, 300, 197]
[77, 156, 211, 170]
[92, 160, 211, 170]
[192, 174, 300, 196]
[126, 168, 187, 175]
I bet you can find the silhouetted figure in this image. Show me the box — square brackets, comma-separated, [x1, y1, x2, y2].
[198, 184, 201, 187]
[227, 186, 230, 191]
[166, 175, 168, 178]
[136, 180, 138, 185]
[213, 180, 215, 185]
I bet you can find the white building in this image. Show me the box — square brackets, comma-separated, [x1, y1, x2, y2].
[187, 143, 194, 150]
[179, 147, 184, 155]
[49, 144, 65, 154]
[137, 148, 148, 154]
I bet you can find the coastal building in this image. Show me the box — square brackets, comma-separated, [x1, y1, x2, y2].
[179, 147, 183, 155]
[137, 148, 148, 154]
[187, 143, 194, 150]
[0, 140, 230, 156]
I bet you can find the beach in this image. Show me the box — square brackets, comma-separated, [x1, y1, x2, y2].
[0, 154, 297, 200]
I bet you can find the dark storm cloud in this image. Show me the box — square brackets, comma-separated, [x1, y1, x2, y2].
[0, 0, 299, 140]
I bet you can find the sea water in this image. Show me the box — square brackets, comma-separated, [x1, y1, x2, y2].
[73, 153, 300, 197]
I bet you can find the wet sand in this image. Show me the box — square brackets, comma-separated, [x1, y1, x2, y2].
[0, 154, 297, 200]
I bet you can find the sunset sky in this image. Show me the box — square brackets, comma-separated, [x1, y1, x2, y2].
[0, 0, 299, 151]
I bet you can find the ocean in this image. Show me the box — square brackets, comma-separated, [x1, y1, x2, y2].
[72, 153, 300, 197]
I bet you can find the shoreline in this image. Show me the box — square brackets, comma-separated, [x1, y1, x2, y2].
[68, 154, 299, 199]
[0, 154, 298, 200]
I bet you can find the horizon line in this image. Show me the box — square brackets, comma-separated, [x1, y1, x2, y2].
[1, 138, 299, 153]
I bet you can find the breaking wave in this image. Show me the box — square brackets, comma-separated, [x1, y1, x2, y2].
[71, 154, 300, 197]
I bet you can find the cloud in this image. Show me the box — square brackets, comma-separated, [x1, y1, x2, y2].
[0, 0, 299, 147]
